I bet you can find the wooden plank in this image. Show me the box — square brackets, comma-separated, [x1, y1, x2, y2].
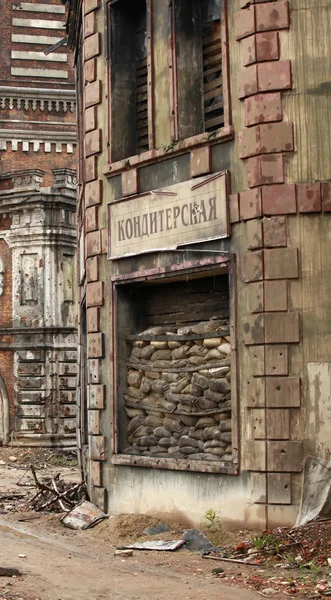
[204, 77, 223, 93]
[266, 377, 301, 408]
[125, 330, 230, 341]
[267, 441, 303, 472]
[204, 85, 223, 102]
[204, 63, 223, 77]
[267, 473, 291, 504]
[153, 0, 172, 148]
[205, 114, 224, 129]
[203, 52, 222, 67]
[112, 454, 238, 475]
[124, 399, 231, 417]
[126, 359, 231, 373]
[204, 100, 223, 114]
[266, 409, 290, 440]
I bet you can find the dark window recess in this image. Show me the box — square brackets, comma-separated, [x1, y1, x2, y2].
[135, 11, 148, 153]
[202, 0, 224, 132]
[110, 0, 148, 162]
[115, 273, 232, 464]
[174, 0, 224, 139]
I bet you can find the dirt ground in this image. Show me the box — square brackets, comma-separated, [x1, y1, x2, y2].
[0, 448, 330, 600]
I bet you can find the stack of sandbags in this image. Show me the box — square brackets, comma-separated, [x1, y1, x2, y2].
[123, 321, 232, 463]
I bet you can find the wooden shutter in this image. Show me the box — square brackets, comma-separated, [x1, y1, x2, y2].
[202, 1, 224, 132]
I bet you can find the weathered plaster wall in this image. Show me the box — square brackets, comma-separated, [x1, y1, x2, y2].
[75, 0, 331, 528]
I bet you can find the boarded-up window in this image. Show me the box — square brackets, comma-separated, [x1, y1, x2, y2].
[109, 0, 149, 161]
[174, 0, 224, 138]
[202, 0, 224, 132]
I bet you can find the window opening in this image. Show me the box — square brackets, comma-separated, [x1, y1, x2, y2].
[202, 0, 224, 132]
[115, 272, 233, 465]
[135, 6, 148, 153]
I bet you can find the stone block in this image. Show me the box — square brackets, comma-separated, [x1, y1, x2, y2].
[239, 122, 293, 158]
[87, 333, 104, 358]
[246, 440, 266, 471]
[85, 206, 98, 232]
[248, 281, 264, 313]
[247, 153, 284, 188]
[237, 64, 258, 98]
[240, 188, 262, 220]
[190, 147, 212, 177]
[250, 346, 265, 376]
[90, 461, 102, 487]
[251, 472, 267, 504]
[245, 92, 282, 127]
[257, 60, 292, 93]
[266, 409, 290, 440]
[247, 219, 263, 249]
[241, 35, 256, 66]
[84, 11, 96, 38]
[266, 376, 301, 407]
[88, 409, 101, 435]
[264, 248, 298, 279]
[241, 250, 263, 282]
[262, 184, 296, 215]
[246, 377, 266, 407]
[297, 183, 322, 213]
[267, 473, 291, 504]
[264, 279, 288, 311]
[86, 256, 99, 282]
[265, 312, 299, 343]
[85, 80, 101, 108]
[86, 281, 104, 308]
[322, 182, 331, 212]
[85, 106, 97, 133]
[229, 194, 240, 223]
[85, 179, 102, 207]
[90, 435, 107, 461]
[243, 314, 265, 345]
[255, 1, 290, 32]
[84, 0, 100, 15]
[92, 487, 107, 512]
[86, 231, 101, 257]
[88, 384, 105, 409]
[87, 307, 100, 333]
[267, 441, 302, 472]
[256, 31, 279, 61]
[265, 345, 288, 375]
[239, 126, 261, 158]
[263, 216, 287, 247]
[251, 409, 266, 439]
[122, 169, 139, 197]
[84, 58, 97, 83]
[88, 359, 102, 384]
[260, 122, 294, 154]
[85, 155, 98, 182]
[235, 7, 256, 40]
[85, 129, 102, 157]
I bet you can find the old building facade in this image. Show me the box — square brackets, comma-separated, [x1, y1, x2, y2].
[68, 0, 331, 528]
[0, 0, 78, 447]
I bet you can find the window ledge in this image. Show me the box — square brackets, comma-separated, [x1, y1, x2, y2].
[103, 125, 234, 179]
[111, 453, 238, 475]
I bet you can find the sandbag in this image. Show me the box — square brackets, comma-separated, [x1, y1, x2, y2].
[127, 370, 142, 388]
[209, 378, 230, 394]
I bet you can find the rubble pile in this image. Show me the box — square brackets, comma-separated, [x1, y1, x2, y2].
[123, 320, 232, 462]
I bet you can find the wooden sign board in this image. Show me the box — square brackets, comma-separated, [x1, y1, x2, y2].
[107, 171, 230, 260]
